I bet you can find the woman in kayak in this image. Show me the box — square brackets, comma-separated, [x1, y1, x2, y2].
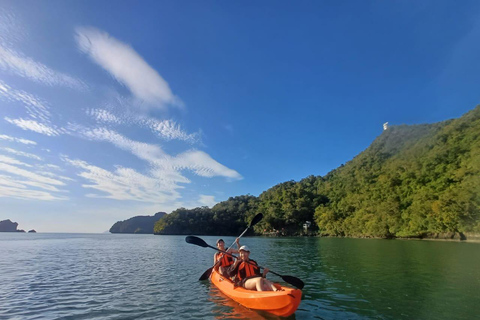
[214, 238, 240, 276]
[228, 245, 278, 291]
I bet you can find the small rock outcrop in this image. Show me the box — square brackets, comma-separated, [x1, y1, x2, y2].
[0, 219, 19, 232]
[28, 229, 37, 233]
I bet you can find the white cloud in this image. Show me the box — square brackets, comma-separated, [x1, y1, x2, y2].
[5, 117, 60, 136]
[0, 162, 64, 186]
[0, 81, 51, 122]
[2, 147, 42, 160]
[85, 103, 199, 143]
[78, 127, 167, 162]
[0, 184, 65, 201]
[0, 155, 32, 167]
[171, 150, 242, 179]
[76, 27, 182, 109]
[0, 159, 69, 201]
[143, 118, 199, 143]
[0, 45, 86, 90]
[64, 157, 180, 203]
[0, 134, 36, 145]
[87, 108, 121, 124]
[76, 126, 241, 179]
[65, 127, 241, 204]
[198, 194, 217, 208]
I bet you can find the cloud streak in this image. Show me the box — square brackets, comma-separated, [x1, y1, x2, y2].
[0, 154, 69, 200]
[0, 46, 86, 90]
[76, 27, 182, 109]
[5, 117, 61, 136]
[0, 134, 36, 145]
[2, 147, 42, 160]
[64, 157, 180, 203]
[65, 126, 241, 204]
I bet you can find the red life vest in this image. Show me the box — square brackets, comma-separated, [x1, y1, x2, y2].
[236, 259, 261, 281]
[217, 252, 234, 267]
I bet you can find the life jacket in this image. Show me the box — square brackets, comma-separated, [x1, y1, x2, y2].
[236, 259, 261, 281]
[217, 252, 234, 267]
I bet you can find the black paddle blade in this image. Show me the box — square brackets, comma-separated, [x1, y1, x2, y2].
[185, 235, 208, 248]
[250, 213, 263, 228]
[199, 266, 214, 281]
[281, 275, 305, 290]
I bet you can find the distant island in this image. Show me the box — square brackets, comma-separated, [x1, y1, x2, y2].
[110, 212, 166, 234]
[0, 220, 26, 233]
[116, 106, 480, 240]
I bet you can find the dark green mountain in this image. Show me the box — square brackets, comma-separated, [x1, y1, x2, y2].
[110, 212, 166, 234]
[153, 106, 480, 239]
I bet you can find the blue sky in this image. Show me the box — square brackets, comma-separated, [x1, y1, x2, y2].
[1, 1, 479, 233]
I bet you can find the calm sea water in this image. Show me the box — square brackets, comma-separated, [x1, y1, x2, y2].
[0, 233, 479, 320]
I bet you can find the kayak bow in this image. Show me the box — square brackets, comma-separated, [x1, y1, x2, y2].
[210, 269, 302, 317]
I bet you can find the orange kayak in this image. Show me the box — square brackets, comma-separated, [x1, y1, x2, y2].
[210, 269, 302, 317]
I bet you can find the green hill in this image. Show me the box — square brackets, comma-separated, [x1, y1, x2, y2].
[110, 212, 166, 234]
[152, 106, 480, 239]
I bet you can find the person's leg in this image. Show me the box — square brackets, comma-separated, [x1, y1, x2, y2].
[243, 278, 263, 291]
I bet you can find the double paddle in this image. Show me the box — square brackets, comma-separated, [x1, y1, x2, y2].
[186, 235, 305, 290]
[198, 213, 263, 281]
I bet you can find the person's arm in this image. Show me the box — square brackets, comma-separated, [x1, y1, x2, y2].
[228, 259, 241, 278]
[262, 267, 269, 278]
[214, 252, 219, 264]
[229, 237, 241, 254]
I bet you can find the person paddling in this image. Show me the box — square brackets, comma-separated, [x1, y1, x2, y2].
[214, 238, 240, 276]
[228, 245, 278, 292]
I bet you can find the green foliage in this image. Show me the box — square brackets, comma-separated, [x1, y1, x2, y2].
[314, 106, 480, 237]
[152, 106, 480, 238]
[110, 212, 166, 234]
[153, 195, 259, 235]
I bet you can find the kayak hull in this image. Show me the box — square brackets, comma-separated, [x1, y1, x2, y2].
[211, 269, 302, 317]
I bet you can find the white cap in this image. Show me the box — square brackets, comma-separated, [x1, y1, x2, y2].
[239, 245, 250, 252]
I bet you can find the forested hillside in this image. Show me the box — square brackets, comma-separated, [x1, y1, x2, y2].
[153, 106, 480, 238]
[110, 212, 166, 234]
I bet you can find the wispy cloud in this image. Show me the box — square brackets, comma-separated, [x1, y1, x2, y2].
[65, 127, 241, 203]
[64, 157, 180, 203]
[0, 46, 87, 90]
[0, 154, 32, 167]
[2, 147, 42, 160]
[0, 156, 69, 200]
[170, 150, 242, 179]
[5, 117, 61, 136]
[85, 105, 199, 143]
[87, 108, 121, 124]
[0, 80, 51, 122]
[143, 118, 199, 143]
[76, 27, 182, 109]
[0, 134, 36, 145]
[76, 126, 241, 179]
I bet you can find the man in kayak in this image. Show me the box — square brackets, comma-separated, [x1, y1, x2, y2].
[228, 245, 278, 291]
[214, 238, 240, 277]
